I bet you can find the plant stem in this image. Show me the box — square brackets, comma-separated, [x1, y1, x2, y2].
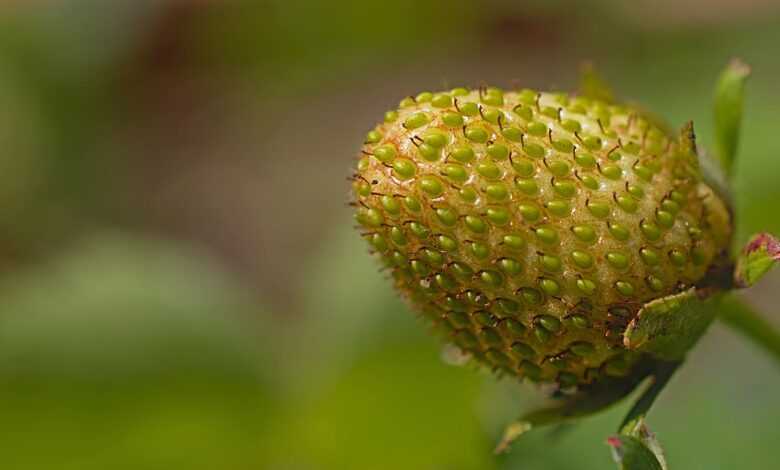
[619, 361, 680, 431]
[719, 296, 780, 366]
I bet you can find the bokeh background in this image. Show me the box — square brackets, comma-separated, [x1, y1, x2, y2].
[0, 1, 778, 469]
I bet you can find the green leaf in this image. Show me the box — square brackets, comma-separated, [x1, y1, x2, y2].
[495, 364, 655, 453]
[713, 58, 751, 177]
[607, 436, 663, 470]
[579, 62, 614, 103]
[734, 232, 780, 288]
[621, 418, 668, 469]
[678, 121, 697, 156]
[623, 288, 717, 361]
[674, 122, 707, 185]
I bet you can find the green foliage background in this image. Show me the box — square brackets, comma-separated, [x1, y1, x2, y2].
[0, 1, 777, 468]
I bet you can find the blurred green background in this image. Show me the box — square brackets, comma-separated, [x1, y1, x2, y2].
[0, 1, 778, 469]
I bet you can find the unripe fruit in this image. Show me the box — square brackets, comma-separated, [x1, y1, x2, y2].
[352, 87, 731, 388]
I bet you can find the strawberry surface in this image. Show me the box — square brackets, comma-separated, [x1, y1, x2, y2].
[353, 87, 730, 387]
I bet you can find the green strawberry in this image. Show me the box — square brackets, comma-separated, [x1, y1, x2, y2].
[352, 86, 731, 388]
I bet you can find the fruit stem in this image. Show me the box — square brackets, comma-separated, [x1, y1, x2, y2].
[719, 298, 780, 366]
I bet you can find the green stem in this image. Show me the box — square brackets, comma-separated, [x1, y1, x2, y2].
[719, 297, 780, 366]
[619, 361, 680, 431]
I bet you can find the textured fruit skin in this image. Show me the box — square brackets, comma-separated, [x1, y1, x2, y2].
[352, 87, 731, 388]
